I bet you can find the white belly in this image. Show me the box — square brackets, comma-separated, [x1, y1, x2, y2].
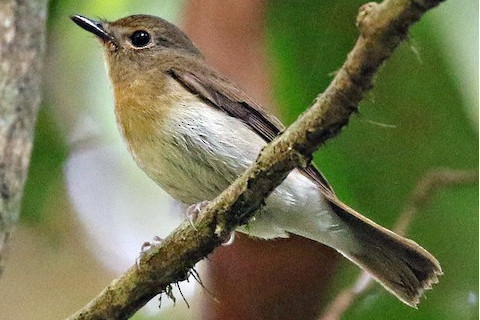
[132, 102, 265, 203]
[128, 101, 338, 240]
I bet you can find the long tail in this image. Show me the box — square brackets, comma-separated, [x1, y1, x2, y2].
[292, 196, 442, 307]
[327, 198, 442, 307]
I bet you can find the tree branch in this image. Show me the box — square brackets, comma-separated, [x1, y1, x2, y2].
[318, 168, 478, 320]
[66, 0, 445, 319]
[0, 0, 48, 275]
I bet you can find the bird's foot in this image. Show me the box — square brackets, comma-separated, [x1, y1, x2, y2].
[137, 236, 164, 267]
[186, 200, 210, 229]
[141, 235, 164, 252]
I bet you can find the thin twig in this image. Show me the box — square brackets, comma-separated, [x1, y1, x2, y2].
[394, 168, 478, 235]
[66, 1, 446, 319]
[318, 168, 478, 320]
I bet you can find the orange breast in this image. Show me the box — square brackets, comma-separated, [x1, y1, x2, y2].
[114, 80, 164, 146]
[112, 73, 203, 164]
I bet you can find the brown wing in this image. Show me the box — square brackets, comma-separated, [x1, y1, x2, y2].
[169, 69, 335, 196]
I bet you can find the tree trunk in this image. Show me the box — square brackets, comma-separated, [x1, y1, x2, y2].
[0, 0, 48, 274]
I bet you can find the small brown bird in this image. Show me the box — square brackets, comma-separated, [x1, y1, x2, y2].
[71, 14, 442, 307]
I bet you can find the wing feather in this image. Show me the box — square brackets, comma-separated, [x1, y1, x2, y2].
[169, 69, 335, 196]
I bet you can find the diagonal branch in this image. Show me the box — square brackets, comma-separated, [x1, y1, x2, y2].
[66, 0, 445, 319]
[318, 168, 478, 320]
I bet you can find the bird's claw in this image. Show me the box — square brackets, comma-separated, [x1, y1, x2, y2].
[221, 231, 236, 246]
[141, 235, 164, 252]
[137, 236, 164, 267]
[186, 200, 210, 229]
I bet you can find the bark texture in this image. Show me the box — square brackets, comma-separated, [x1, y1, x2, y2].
[0, 0, 48, 274]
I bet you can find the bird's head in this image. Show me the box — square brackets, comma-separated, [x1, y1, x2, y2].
[71, 14, 203, 80]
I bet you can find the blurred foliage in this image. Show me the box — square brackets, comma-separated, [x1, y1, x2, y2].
[21, 105, 68, 224]
[267, 0, 478, 319]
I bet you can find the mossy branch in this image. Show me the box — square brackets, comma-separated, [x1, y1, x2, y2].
[66, 0, 445, 319]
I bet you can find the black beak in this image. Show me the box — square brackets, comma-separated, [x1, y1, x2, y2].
[71, 14, 114, 42]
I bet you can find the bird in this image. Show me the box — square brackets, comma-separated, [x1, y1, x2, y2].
[71, 14, 442, 307]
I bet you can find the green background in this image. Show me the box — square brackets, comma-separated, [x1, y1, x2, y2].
[268, 1, 478, 319]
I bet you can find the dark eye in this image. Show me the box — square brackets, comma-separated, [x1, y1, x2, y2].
[130, 30, 151, 48]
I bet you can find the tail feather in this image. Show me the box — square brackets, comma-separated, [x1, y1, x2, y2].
[326, 199, 442, 307]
